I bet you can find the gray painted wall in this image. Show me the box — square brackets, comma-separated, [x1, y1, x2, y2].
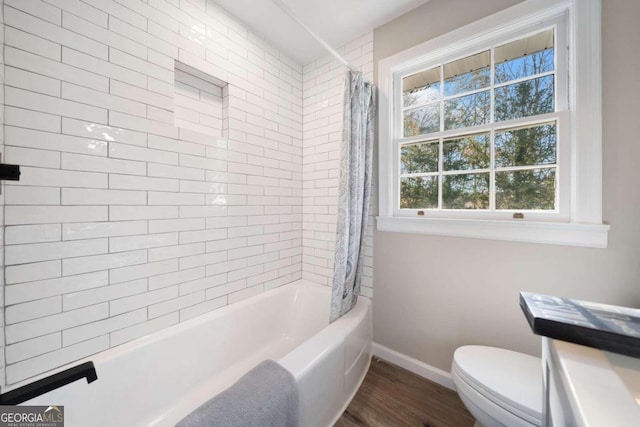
[372, 0, 640, 372]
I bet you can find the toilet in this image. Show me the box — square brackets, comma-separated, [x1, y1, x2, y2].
[451, 346, 542, 427]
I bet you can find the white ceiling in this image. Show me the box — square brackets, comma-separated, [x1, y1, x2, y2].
[213, 0, 431, 66]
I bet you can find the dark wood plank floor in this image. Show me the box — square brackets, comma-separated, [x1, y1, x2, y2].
[335, 358, 475, 427]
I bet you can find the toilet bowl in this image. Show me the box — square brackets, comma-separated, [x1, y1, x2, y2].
[451, 346, 542, 427]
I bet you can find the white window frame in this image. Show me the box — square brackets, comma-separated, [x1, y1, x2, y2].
[377, 0, 609, 248]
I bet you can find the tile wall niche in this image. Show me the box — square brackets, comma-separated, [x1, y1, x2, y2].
[301, 32, 375, 298]
[1, 0, 305, 386]
[173, 60, 227, 137]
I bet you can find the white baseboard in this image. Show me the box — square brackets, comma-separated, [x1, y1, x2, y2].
[372, 342, 455, 390]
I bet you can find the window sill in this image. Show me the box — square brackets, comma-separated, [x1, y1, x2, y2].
[376, 216, 610, 248]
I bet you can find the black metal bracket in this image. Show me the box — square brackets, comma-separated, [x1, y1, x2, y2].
[0, 163, 21, 181]
[0, 153, 21, 182]
[0, 361, 97, 405]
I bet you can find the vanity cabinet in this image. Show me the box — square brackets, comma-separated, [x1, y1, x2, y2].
[542, 337, 640, 426]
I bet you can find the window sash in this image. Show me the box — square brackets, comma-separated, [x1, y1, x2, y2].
[399, 27, 560, 138]
[393, 113, 570, 219]
[397, 122, 561, 213]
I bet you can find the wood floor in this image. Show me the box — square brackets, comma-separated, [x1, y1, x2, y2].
[335, 358, 475, 427]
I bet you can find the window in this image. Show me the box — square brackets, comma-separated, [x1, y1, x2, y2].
[399, 29, 563, 215]
[377, 0, 609, 247]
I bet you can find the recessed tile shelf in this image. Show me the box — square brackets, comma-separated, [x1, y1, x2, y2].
[173, 60, 228, 138]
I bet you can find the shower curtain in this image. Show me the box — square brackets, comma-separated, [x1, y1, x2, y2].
[330, 71, 376, 323]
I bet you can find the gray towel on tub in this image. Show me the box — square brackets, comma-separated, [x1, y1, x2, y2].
[176, 360, 299, 427]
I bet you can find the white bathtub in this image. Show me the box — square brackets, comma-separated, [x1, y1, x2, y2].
[23, 280, 372, 427]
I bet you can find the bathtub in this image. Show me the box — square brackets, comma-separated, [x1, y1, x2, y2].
[22, 280, 372, 427]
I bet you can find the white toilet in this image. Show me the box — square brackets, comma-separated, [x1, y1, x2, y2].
[451, 346, 542, 427]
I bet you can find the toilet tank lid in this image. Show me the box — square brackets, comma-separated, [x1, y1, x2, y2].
[453, 345, 542, 420]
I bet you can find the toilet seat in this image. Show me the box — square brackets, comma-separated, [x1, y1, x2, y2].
[452, 346, 542, 426]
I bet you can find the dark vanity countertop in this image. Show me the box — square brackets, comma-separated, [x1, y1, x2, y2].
[520, 292, 640, 358]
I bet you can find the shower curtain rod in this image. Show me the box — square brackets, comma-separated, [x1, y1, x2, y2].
[271, 0, 357, 72]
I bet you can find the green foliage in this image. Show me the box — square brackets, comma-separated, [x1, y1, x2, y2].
[401, 143, 438, 174]
[495, 123, 556, 167]
[495, 76, 554, 121]
[400, 177, 438, 209]
[443, 134, 490, 171]
[496, 169, 556, 210]
[443, 174, 490, 209]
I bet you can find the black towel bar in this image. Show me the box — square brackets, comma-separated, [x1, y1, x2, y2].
[0, 361, 97, 405]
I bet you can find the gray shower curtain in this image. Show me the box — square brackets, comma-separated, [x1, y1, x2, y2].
[330, 71, 376, 323]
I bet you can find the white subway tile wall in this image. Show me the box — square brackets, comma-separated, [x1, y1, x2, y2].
[1, 0, 308, 386]
[301, 33, 375, 298]
[0, 0, 6, 391]
[1, 0, 376, 388]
